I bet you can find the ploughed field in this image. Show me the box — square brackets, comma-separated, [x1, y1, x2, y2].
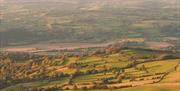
[0, 48, 180, 91]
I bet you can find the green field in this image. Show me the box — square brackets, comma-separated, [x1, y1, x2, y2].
[0, 0, 180, 91]
[1, 48, 180, 91]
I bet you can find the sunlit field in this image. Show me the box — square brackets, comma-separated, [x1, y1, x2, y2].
[0, 0, 180, 91]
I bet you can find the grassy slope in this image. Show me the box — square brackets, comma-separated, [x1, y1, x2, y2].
[116, 59, 180, 91]
[2, 49, 180, 91]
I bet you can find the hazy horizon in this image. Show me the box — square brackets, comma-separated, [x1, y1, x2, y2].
[0, 0, 180, 50]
